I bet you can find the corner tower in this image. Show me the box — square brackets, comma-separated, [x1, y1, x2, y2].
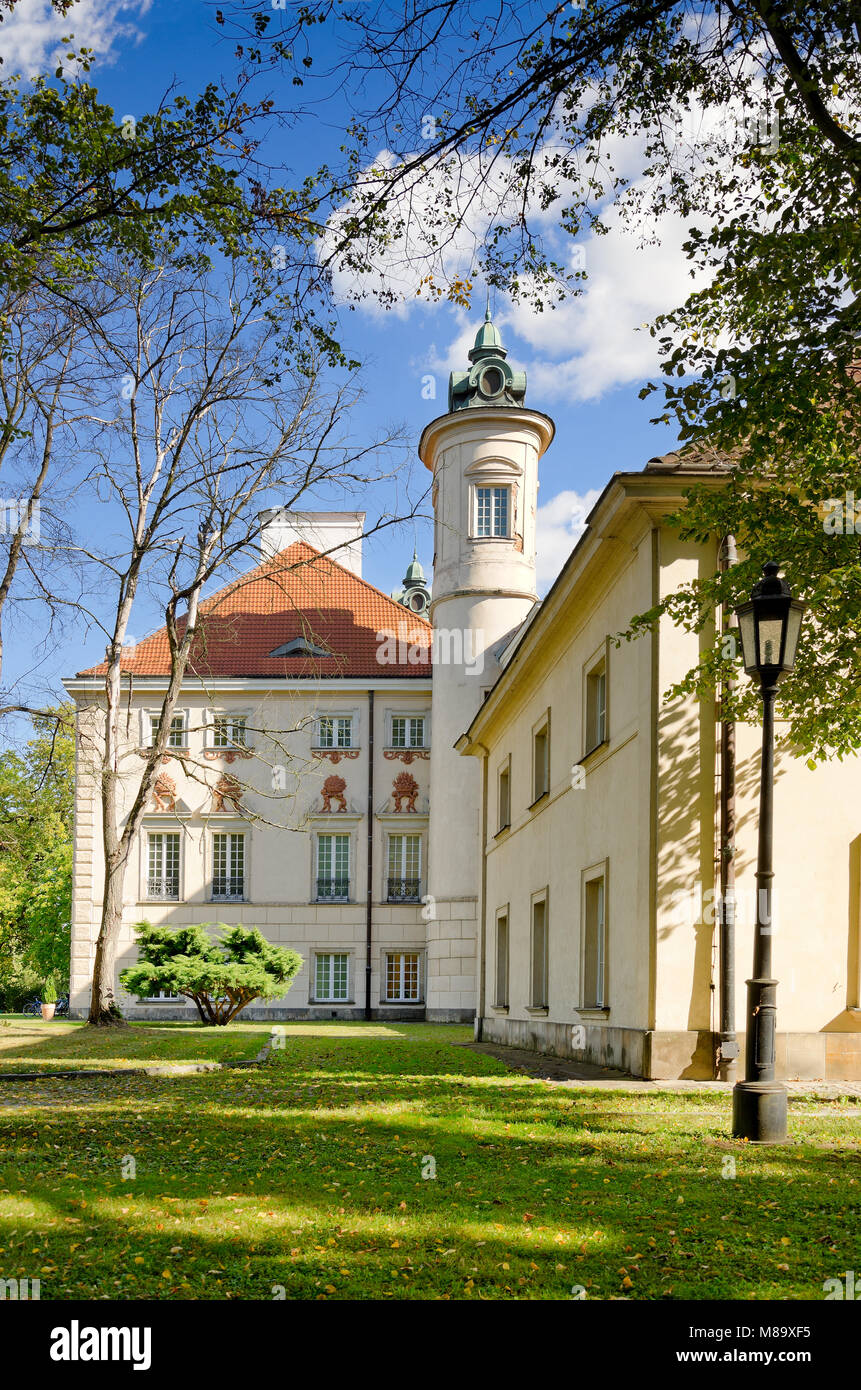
[419, 311, 555, 1021]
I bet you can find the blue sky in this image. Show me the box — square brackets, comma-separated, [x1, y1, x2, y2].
[0, 0, 688, 707]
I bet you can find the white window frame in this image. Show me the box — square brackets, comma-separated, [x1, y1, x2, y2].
[497, 755, 511, 832]
[313, 711, 359, 749]
[531, 711, 551, 806]
[388, 713, 428, 749]
[386, 832, 423, 901]
[473, 483, 511, 538]
[494, 906, 510, 1009]
[313, 952, 351, 1003]
[384, 950, 424, 1004]
[584, 641, 610, 757]
[581, 861, 609, 1011]
[529, 889, 549, 1010]
[210, 830, 246, 902]
[145, 830, 182, 901]
[315, 832, 351, 902]
[145, 709, 188, 750]
[209, 712, 250, 750]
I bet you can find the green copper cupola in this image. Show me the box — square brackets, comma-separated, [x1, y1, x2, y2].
[448, 307, 527, 413]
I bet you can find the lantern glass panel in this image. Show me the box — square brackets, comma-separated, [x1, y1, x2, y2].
[757, 616, 784, 668]
[737, 607, 757, 674]
[783, 605, 803, 671]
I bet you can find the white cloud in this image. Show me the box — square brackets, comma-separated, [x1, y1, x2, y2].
[535, 486, 602, 591]
[0, 0, 150, 77]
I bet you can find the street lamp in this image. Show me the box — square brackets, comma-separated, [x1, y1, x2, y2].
[732, 561, 806, 1142]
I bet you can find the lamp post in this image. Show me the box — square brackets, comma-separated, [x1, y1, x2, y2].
[732, 562, 806, 1143]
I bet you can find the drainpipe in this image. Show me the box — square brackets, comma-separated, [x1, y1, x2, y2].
[475, 744, 489, 1041]
[365, 689, 374, 1020]
[718, 535, 739, 1081]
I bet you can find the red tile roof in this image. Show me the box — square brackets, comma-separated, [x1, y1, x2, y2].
[79, 542, 432, 680]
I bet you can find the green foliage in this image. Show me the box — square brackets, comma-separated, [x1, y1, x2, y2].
[0, 707, 73, 1005]
[120, 922, 303, 1025]
[41, 975, 57, 1004]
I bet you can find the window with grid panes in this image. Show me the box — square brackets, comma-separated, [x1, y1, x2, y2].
[212, 715, 247, 748]
[386, 951, 421, 1002]
[475, 485, 510, 537]
[150, 713, 185, 748]
[390, 715, 425, 748]
[212, 832, 244, 900]
[147, 832, 180, 898]
[387, 833, 421, 900]
[315, 953, 349, 1001]
[317, 715, 353, 748]
[317, 834, 350, 899]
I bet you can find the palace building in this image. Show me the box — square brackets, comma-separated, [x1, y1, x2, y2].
[66, 314, 861, 1078]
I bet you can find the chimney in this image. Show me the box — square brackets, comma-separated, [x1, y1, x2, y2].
[258, 509, 366, 577]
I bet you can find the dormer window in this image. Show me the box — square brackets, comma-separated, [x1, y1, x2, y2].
[474, 485, 510, 538]
[270, 637, 332, 658]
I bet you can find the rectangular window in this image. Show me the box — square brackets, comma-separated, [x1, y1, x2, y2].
[150, 713, 185, 748]
[532, 721, 549, 803]
[498, 763, 511, 831]
[387, 833, 421, 901]
[386, 951, 421, 1002]
[530, 897, 548, 1008]
[495, 912, 509, 1008]
[315, 952, 349, 1002]
[147, 832, 180, 899]
[390, 715, 426, 749]
[585, 657, 607, 753]
[475, 485, 510, 538]
[212, 832, 245, 901]
[583, 875, 607, 1008]
[317, 715, 353, 748]
[317, 834, 350, 900]
[212, 715, 247, 748]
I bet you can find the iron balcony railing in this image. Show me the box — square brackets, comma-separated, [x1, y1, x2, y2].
[147, 877, 179, 899]
[212, 877, 245, 902]
[387, 876, 421, 902]
[316, 877, 350, 901]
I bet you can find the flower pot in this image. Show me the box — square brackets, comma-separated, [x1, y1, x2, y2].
[40, 1003, 56, 1021]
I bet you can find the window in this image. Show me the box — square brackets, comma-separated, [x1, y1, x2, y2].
[315, 952, 349, 1002]
[530, 896, 548, 1009]
[147, 832, 180, 899]
[386, 951, 422, 1002]
[497, 761, 511, 831]
[147, 990, 183, 1002]
[585, 652, 608, 754]
[212, 832, 245, 901]
[317, 834, 350, 900]
[387, 834, 421, 901]
[532, 718, 550, 803]
[390, 715, 426, 749]
[150, 713, 186, 748]
[317, 715, 353, 749]
[495, 911, 509, 1008]
[212, 715, 247, 748]
[583, 873, 607, 1008]
[475, 485, 510, 538]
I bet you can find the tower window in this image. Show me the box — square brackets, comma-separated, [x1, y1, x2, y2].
[475, 486, 510, 538]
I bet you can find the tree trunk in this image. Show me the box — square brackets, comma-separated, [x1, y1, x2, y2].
[87, 848, 128, 1026]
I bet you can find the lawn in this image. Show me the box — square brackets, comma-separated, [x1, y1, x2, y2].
[0, 1017, 268, 1071]
[0, 1020, 858, 1300]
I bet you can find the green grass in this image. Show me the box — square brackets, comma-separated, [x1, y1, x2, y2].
[0, 1021, 859, 1300]
[0, 1017, 268, 1070]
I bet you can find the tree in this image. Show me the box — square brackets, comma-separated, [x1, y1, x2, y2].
[69, 251, 410, 1025]
[222, 0, 861, 755]
[0, 705, 74, 1004]
[119, 921, 302, 1025]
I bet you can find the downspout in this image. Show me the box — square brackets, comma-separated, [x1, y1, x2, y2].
[718, 535, 739, 1081]
[365, 688, 374, 1020]
[475, 745, 489, 1041]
